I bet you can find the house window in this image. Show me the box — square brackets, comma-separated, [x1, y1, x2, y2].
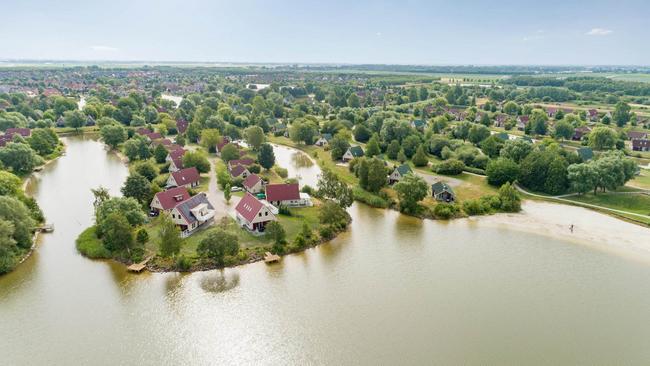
[265, 212, 268, 216]
[258, 212, 262, 217]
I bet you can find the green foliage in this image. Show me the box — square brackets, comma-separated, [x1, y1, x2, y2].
[500, 139, 533, 163]
[100, 124, 127, 149]
[317, 169, 353, 208]
[0, 196, 35, 249]
[329, 132, 351, 161]
[220, 143, 240, 162]
[612, 101, 631, 127]
[357, 158, 387, 193]
[258, 143, 275, 170]
[365, 134, 381, 157]
[95, 196, 145, 236]
[197, 229, 239, 264]
[123, 136, 152, 161]
[319, 200, 351, 230]
[0, 171, 21, 196]
[394, 173, 428, 214]
[498, 182, 521, 212]
[519, 149, 568, 195]
[486, 158, 520, 186]
[101, 212, 134, 252]
[468, 123, 490, 144]
[182, 151, 210, 173]
[435, 159, 465, 175]
[121, 173, 151, 205]
[201, 129, 221, 152]
[553, 120, 575, 140]
[386, 139, 400, 159]
[352, 187, 391, 208]
[274, 166, 288, 178]
[157, 214, 182, 257]
[28, 128, 59, 156]
[75, 226, 111, 259]
[411, 145, 429, 167]
[479, 135, 504, 158]
[588, 127, 618, 150]
[133, 160, 159, 182]
[0, 142, 43, 174]
[266, 221, 287, 253]
[63, 110, 86, 130]
[433, 203, 460, 219]
[136, 228, 149, 245]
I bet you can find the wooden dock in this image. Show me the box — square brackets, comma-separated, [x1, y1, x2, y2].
[264, 252, 281, 263]
[127, 256, 153, 273]
[37, 224, 54, 233]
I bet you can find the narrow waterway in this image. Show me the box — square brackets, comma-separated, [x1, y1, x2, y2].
[2, 136, 650, 365]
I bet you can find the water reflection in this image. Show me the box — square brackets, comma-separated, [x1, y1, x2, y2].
[199, 270, 240, 294]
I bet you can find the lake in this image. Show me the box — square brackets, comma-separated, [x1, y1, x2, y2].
[1, 136, 650, 365]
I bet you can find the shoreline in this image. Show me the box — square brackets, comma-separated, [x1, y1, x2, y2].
[467, 200, 650, 263]
[9, 140, 69, 273]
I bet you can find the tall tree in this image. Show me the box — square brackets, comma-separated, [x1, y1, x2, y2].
[157, 214, 182, 257]
[393, 174, 428, 214]
[258, 143, 275, 170]
[244, 126, 265, 150]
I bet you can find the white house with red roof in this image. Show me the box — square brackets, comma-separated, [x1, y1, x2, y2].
[167, 167, 200, 188]
[169, 193, 216, 237]
[235, 193, 277, 233]
[166, 148, 186, 173]
[229, 164, 250, 179]
[242, 174, 264, 194]
[150, 186, 190, 214]
[265, 183, 311, 207]
[227, 158, 255, 170]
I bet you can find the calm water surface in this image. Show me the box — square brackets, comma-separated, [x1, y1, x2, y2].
[1, 136, 650, 365]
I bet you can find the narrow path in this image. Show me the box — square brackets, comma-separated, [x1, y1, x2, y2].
[514, 183, 650, 220]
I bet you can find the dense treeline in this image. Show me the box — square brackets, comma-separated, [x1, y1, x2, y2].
[505, 76, 650, 96]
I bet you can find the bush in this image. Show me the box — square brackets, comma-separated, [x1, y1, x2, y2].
[248, 164, 261, 174]
[275, 166, 288, 178]
[433, 203, 460, 219]
[319, 226, 335, 240]
[434, 159, 465, 175]
[75, 226, 111, 259]
[278, 205, 292, 216]
[352, 187, 391, 208]
[176, 255, 192, 271]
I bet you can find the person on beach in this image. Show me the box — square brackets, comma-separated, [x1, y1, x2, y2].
[570, 224, 574, 233]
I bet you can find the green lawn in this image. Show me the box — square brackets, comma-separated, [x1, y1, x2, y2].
[629, 169, 650, 190]
[566, 192, 650, 217]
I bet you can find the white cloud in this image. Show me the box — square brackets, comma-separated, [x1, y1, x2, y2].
[376, 32, 382, 37]
[91, 45, 118, 52]
[586, 28, 613, 36]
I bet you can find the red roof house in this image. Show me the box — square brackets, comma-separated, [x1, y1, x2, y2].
[150, 186, 190, 212]
[242, 174, 264, 194]
[235, 193, 276, 233]
[167, 167, 200, 188]
[229, 164, 250, 179]
[265, 183, 306, 207]
[166, 148, 186, 172]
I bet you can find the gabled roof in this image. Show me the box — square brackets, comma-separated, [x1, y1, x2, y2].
[347, 146, 364, 157]
[632, 139, 650, 148]
[5, 128, 31, 137]
[495, 132, 510, 140]
[176, 119, 188, 134]
[154, 187, 190, 210]
[432, 181, 454, 195]
[243, 174, 262, 189]
[168, 148, 185, 160]
[175, 193, 214, 225]
[136, 127, 152, 135]
[266, 183, 300, 202]
[411, 119, 425, 128]
[235, 193, 265, 222]
[321, 133, 333, 141]
[146, 132, 162, 140]
[628, 131, 648, 140]
[395, 164, 412, 176]
[171, 167, 200, 185]
[228, 158, 255, 167]
[229, 164, 249, 177]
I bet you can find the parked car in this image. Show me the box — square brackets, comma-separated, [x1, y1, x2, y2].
[230, 186, 243, 192]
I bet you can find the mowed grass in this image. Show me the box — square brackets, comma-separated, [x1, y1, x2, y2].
[565, 192, 650, 216]
[628, 169, 650, 190]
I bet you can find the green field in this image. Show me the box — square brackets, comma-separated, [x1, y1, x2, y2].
[565, 192, 650, 224]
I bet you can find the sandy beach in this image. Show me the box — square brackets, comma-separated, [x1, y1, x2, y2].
[467, 200, 650, 263]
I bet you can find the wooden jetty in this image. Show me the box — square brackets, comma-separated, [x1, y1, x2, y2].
[127, 256, 153, 273]
[264, 252, 281, 264]
[37, 224, 54, 233]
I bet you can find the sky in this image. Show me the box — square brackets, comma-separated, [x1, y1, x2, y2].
[1, 0, 649, 65]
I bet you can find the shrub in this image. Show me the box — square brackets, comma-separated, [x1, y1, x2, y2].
[319, 226, 335, 240]
[433, 203, 460, 219]
[176, 255, 192, 271]
[434, 159, 465, 175]
[275, 166, 288, 178]
[352, 187, 390, 208]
